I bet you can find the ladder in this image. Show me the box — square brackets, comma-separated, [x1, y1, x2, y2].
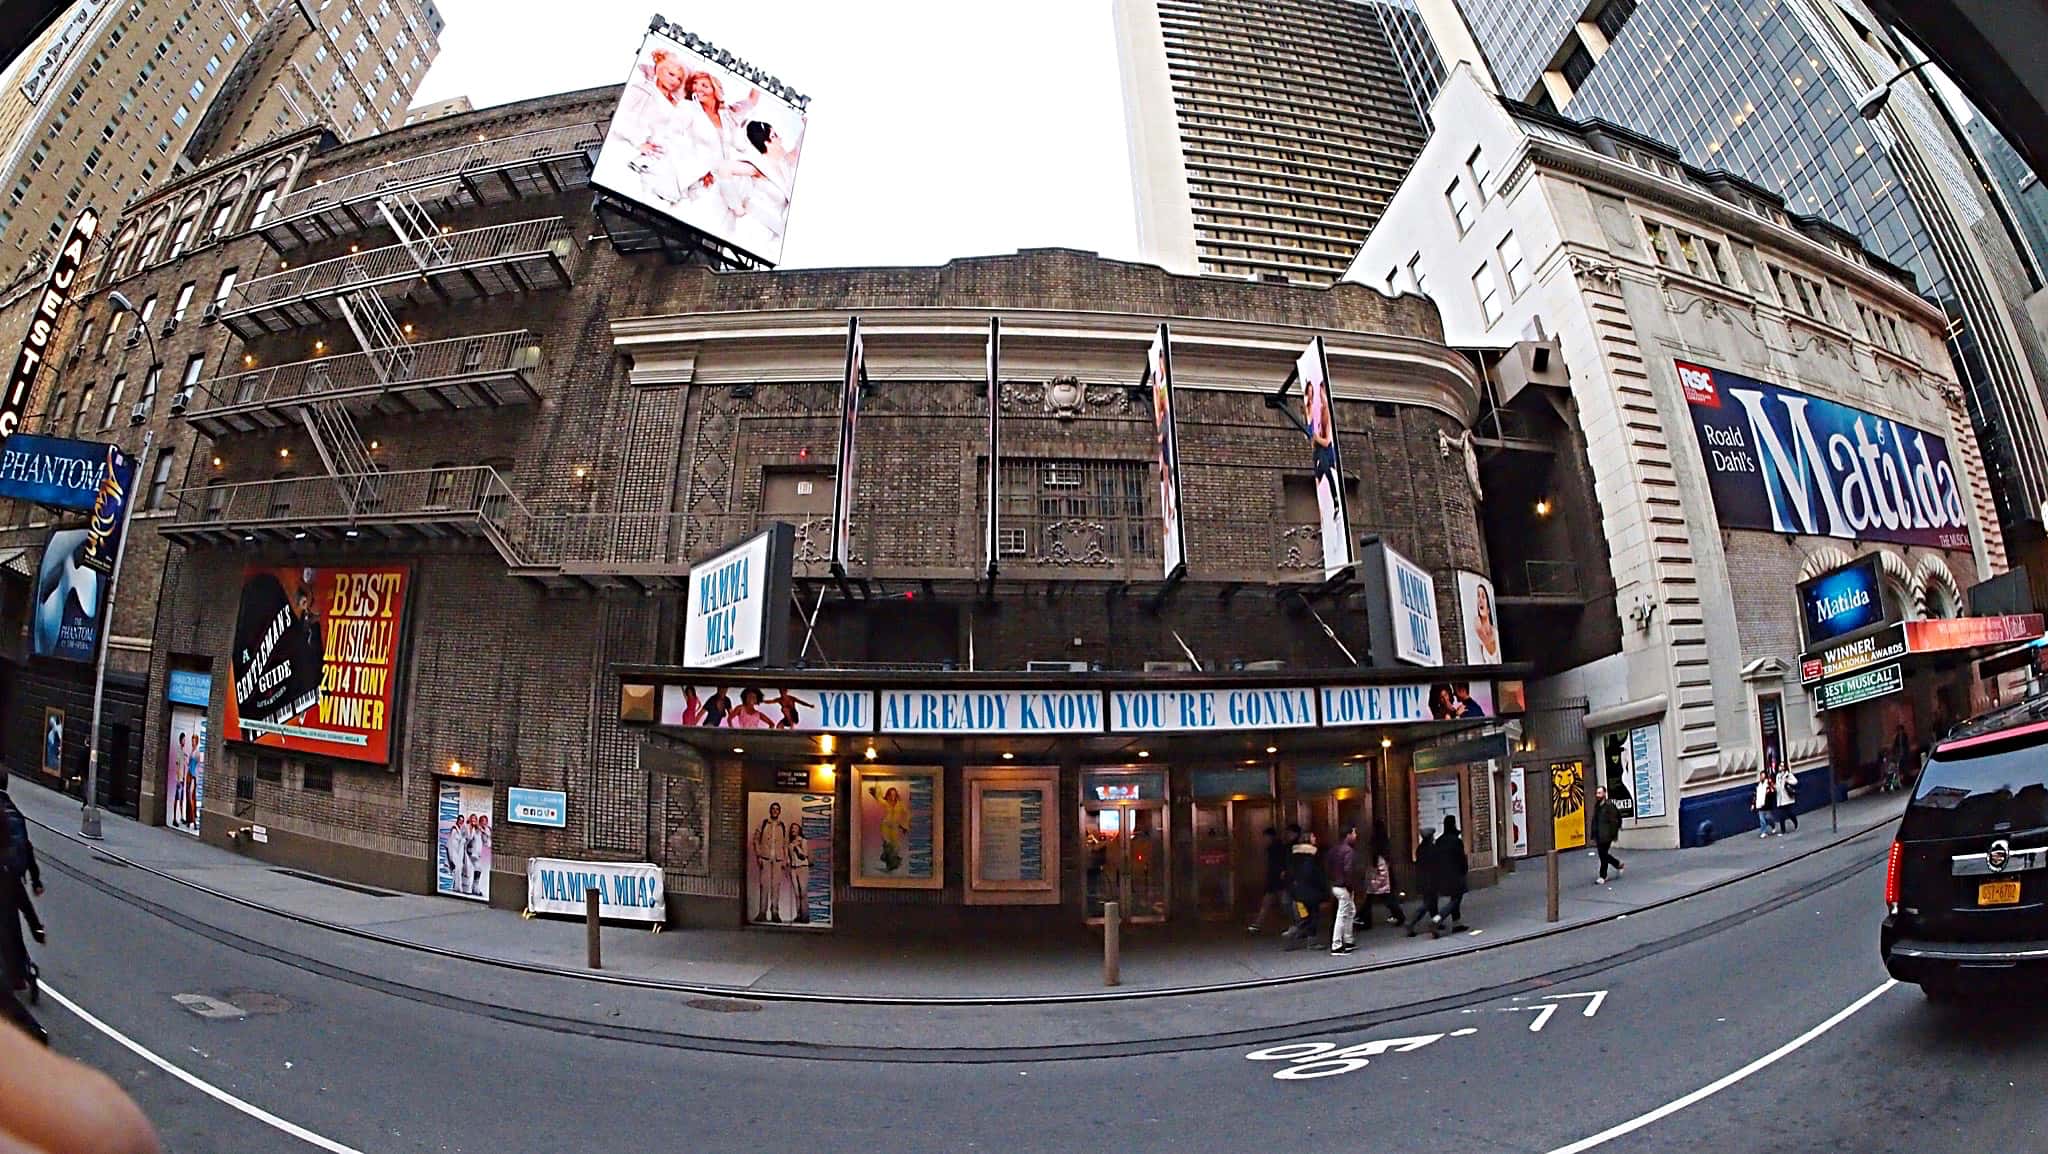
[302, 399, 379, 509]
[377, 189, 453, 268]
[336, 287, 415, 384]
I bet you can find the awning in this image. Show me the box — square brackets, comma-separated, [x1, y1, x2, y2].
[1582, 693, 1668, 731]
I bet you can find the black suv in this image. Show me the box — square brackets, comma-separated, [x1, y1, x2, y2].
[1882, 708, 2048, 999]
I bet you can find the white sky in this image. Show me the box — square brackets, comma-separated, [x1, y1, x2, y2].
[411, 1, 1140, 269]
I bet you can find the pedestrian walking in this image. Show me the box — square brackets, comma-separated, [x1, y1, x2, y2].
[1592, 786, 1626, 885]
[0, 786, 45, 1046]
[1247, 827, 1291, 934]
[1777, 765, 1800, 833]
[1363, 823, 1404, 928]
[1328, 826, 1361, 955]
[1283, 831, 1326, 950]
[1753, 768, 1779, 837]
[1436, 815, 1471, 932]
[1405, 828, 1441, 938]
[0, 770, 42, 969]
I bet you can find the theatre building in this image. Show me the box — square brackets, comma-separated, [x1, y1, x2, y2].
[0, 73, 1525, 931]
[1355, 67, 2025, 848]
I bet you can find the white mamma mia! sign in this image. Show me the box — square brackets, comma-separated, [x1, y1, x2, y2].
[684, 531, 772, 668]
[526, 858, 666, 924]
[1385, 546, 1442, 666]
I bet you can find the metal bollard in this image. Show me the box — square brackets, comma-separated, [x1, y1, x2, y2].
[1545, 849, 1560, 923]
[586, 888, 602, 970]
[1103, 900, 1121, 987]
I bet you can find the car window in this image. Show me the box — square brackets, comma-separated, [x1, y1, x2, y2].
[1905, 742, 2048, 839]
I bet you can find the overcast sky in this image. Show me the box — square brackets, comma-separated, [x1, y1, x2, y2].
[411, 1, 1140, 269]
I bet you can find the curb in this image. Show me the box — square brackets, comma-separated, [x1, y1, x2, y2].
[21, 801, 1901, 1007]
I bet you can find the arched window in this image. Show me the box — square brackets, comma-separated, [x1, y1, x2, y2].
[208, 178, 247, 240]
[107, 226, 138, 281]
[1884, 576, 1919, 622]
[202, 477, 228, 521]
[167, 196, 205, 259]
[424, 460, 458, 508]
[248, 161, 293, 228]
[135, 210, 172, 266]
[267, 470, 299, 518]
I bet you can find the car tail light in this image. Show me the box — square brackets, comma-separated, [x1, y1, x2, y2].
[1885, 840, 1903, 910]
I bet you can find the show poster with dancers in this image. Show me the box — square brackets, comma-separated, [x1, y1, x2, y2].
[745, 792, 834, 929]
[165, 707, 206, 837]
[1295, 336, 1354, 579]
[590, 25, 808, 267]
[656, 685, 872, 732]
[435, 780, 493, 903]
[851, 765, 942, 889]
[1144, 323, 1188, 581]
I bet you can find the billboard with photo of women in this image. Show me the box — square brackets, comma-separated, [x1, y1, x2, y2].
[1146, 324, 1188, 581]
[1295, 336, 1352, 579]
[590, 25, 808, 267]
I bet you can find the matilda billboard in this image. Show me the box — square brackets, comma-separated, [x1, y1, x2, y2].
[225, 565, 411, 765]
[1676, 361, 1970, 550]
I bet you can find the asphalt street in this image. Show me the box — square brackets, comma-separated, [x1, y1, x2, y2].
[15, 823, 2047, 1154]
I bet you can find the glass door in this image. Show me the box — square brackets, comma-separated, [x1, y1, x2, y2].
[1082, 802, 1170, 923]
[1193, 803, 1234, 920]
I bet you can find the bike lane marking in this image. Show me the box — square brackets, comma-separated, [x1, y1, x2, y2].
[1539, 978, 1898, 1154]
[38, 980, 369, 1154]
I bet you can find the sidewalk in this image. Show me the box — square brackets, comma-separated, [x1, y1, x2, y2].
[8, 777, 1904, 1001]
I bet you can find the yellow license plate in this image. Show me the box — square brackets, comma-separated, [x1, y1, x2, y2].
[1979, 880, 2022, 906]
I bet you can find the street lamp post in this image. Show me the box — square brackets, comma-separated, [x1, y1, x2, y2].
[80, 290, 161, 840]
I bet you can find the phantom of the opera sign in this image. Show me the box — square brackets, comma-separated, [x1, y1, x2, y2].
[224, 565, 412, 765]
[1677, 360, 1970, 550]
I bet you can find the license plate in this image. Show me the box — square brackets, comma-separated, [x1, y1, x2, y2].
[1978, 880, 2022, 906]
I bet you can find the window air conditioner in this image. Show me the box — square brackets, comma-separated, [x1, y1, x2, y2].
[169, 390, 190, 415]
[129, 399, 150, 425]
[160, 318, 177, 338]
[1143, 660, 1195, 672]
[201, 302, 221, 324]
[1241, 660, 1288, 671]
[1024, 660, 1090, 673]
[123, 329, 142, 350]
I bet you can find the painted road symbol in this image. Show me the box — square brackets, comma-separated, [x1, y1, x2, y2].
[1247, 991, 1610, 1080]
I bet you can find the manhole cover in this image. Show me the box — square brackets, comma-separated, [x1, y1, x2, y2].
[684, 997, 763, 1013]
[226, 991, 293, 1015]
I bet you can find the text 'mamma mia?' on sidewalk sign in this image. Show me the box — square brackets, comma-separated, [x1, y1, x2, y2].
[526, 858, 665, 923]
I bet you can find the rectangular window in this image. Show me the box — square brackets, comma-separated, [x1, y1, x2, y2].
[213, 268, 238, 307]
[1498, 233, 1530, 296]
[1446, 178, 1474, 233]
[188, 80, 204, 101]
[301, 763, 333, 793]
[172, 282, 195, 321]
[1474, 262, 1503, 325]
[101, 376, 127, 429]
[1595, 0, 1637, 41]
[1676, 231, 1704, 278]
[72, 386, 94, 436]
[206, 54, 220, 75]
[180, 353, 205, 394]
[1561, 44, 1596, 92]
[137, 363, 162, 413]
[47, 392, 68, 429]
[255, 756, 282, 784]
[147, 446, 176, 510]
[1467, 147, 1492, 202]
[1644, 220, 1673, 268]
[1704, 239, 1733, 286]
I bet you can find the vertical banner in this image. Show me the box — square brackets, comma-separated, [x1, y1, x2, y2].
[166, 707, 207, 837]
[435, 780, 494, 902]
[1507, 765, 1529, 857]
[1, 208, 97, 440]
[746, 792, 834, 928]
[830, 316, 864, 576]
[1145, 323, 1188, 581]
[1758, 693, 1785, 776]
[41, 708, 63, 780]
[984, 316, 1001, 579]
[1628, 723, 1667, 820]
[1551, 759, 1587, 850]
[33, 527, 104, 662]
[1456, 570, 1504, 664]
[78, 442, 139, 574]
[851, 765, 942, 888]
[1296, 336, 1354, 578]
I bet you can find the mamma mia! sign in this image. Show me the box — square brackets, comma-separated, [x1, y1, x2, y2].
[1677, 361, 1970, 550]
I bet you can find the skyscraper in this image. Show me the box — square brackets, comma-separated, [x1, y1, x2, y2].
[1439, 0, 2048, 565]
[0, 0, 441, 288]
[1114, 0, 1443, 285]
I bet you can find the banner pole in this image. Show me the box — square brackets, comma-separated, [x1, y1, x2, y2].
[82, 430, 151, 840]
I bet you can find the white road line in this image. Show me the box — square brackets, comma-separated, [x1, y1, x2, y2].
[37, 981, 368, 1154]
[1541, 979, 1898, 1154]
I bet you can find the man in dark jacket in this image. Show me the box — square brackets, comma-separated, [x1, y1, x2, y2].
[0, 771, 42, 986]
[1327, 826, 1360, 955]
[0, 794, 45, 1045]
[1593, 786, 1626, 884]
[1436, 816, 1470, 932]
[1282, 831, 1326, 950]
[1247, 827, 1291, 934]
[1405, 829, 1441, 938]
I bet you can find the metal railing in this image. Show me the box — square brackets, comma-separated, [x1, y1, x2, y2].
[195, 331, 540, 409]
[1497, 559, 1582, 597]
[178, 466, 511, 530]
[225, 218, 572, 314]
[272, 123, 604, 223]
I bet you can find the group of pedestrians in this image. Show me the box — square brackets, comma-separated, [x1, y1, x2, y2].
[1250, 816, 1471, 955]
[1752, 763, 1802, 837]
[1, 770, 48, 1045]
